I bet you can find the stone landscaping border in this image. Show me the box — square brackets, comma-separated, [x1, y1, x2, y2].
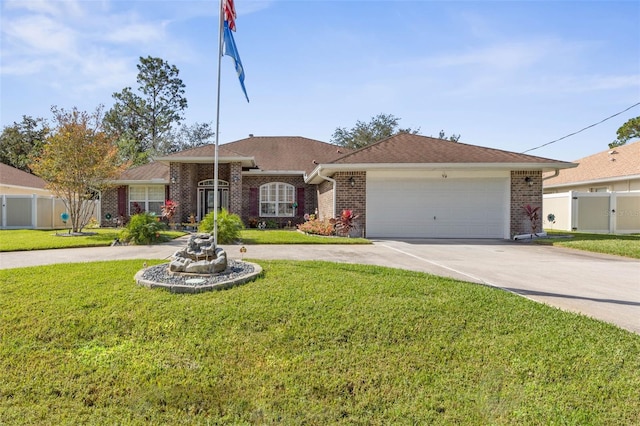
[135, 261, 263, 294]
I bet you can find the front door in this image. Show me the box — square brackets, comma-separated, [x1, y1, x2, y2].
[198, 182, 229, 220]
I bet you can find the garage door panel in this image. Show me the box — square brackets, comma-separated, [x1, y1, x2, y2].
[367, 176, 507, 238]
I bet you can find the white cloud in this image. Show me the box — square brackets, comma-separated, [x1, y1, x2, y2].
[428, 38, 583, 72]
[4, 0, 86, 19]
[0, 0, 188, 96]
[105, 21, 169, 44]
[3, 15, 77, 57]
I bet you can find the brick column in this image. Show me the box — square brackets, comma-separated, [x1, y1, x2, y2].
[229, 162, 242, 215]
[510, 170, 543, 237]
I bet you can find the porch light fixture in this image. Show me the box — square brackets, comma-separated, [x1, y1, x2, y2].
[348, 176, 355, 187]
[525, 176, 533, 186]
[171, 177, 177, 184]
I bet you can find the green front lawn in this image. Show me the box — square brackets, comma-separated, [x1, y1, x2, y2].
[1, 260, 638, 424]
[0, 229, 369, 252]
[539, 230, 640, 259]
[0, 229, 186, 252]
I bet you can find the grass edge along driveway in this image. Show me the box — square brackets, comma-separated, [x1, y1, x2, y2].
[1, 259, 639, 425]
[0, 229, 370, 252]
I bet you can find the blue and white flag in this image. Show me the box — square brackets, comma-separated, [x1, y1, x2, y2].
[223, 20, 249, 103]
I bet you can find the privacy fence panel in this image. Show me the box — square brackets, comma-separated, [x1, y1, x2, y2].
[543, 191, 640, 234]
[616, 193, 640, 234]
[1, 195, 100, 230]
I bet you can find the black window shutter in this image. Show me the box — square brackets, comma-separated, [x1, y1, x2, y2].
[117, 186, 127, 217]
[250, 188, 258, 216]
[296, 187, 305, 216]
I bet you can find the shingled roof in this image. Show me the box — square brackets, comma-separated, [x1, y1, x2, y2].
[224, 136, 349, 174]
[544, 140, 640, 188]
[330, 133, 573, 166]
[119, 134, 576, 183]
[118, 161, 169, 183]
[156, 136, 349, 175]
[0, 163, 47, 190]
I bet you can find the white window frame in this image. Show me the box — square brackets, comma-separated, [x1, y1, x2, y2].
[129, 185, 165, 216]
[260, 182, 295, 217]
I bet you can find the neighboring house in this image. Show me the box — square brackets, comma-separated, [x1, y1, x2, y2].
[543, 140, 640, 193]
[542, 140, 640, 234]
[0, 163, 70, 229]
[101, 134, 575, 239]
[0, 163, 53, 196]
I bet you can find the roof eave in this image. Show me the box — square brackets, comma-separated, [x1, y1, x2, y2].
[544, 173, 640, 189]
[109, 179, 168, 185]
[243, 170, 306, 176]
[154, 156, 256, 167]
[306, 162, 577, 183]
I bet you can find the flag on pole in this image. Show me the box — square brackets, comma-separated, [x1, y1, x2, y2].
[223, 0, 236, 31]
[223, 21, 249, 102]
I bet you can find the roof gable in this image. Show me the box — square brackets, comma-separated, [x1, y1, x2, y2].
[224, 136, 348, 173]
[544, 140, 640, 187]
[330, 133, 572, 165]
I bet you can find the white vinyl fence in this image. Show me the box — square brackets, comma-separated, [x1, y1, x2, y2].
[543, 191, 640, 234]
[0, 194, 100, 230]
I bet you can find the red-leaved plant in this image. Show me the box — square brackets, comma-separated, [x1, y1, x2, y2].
[523, 204, 540, 236]
[161, 199, 179, 223]
[335, 209, 360, 237]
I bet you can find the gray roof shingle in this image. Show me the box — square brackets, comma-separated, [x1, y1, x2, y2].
[544, 140, 640, 187]
[0, 163, 48, 189]
[330, 133, 573, 165]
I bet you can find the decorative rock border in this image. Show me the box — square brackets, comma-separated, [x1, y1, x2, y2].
[135, 260, 263, 294]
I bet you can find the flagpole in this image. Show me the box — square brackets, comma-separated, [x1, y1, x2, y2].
[213, 0, 225, 246]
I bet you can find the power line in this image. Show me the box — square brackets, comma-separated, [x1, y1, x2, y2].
[522, 101, 640, 154]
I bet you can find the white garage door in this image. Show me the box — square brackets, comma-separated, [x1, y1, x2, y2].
[366, 172, 509, 238]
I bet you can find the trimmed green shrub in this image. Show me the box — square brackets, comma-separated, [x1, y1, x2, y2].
[119, 212, 166, 245]
[198, 209, 244, 243]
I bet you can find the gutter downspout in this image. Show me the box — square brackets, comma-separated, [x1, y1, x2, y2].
[317, 168, 336, 219]
[543, 169, 560, 181]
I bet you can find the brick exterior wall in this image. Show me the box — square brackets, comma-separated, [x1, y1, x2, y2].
[317, 180, 333, 220]
[334, 171, 367, 237]
[229, 162, 242, 216]
[510, 170, 543, 237]
[170, 162, 234, 223]
[100, 186, 123, 227]
[241, 175, 316, 227]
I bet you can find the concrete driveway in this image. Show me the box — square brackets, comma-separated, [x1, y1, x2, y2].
[1, 237, 638, 334]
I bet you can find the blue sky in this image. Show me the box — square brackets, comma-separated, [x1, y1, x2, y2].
[1, 0, 639, 162]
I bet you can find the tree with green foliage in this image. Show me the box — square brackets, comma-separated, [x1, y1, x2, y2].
[30, 106, 128, 233]
[163, 121, 215, 154]
[609, 116, 640, 148]
[0, 116, 49, 173]
[331, 113, 421, 150]
[104, 56, 188, 165]
[438, 129, 461, 142]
